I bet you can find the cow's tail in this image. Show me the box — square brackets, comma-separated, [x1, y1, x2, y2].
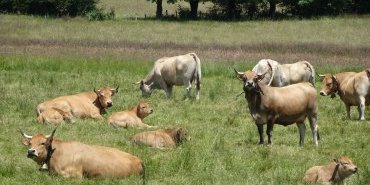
[190, 53, 201, 95]
[141, 162, 147, 185]
[304, 61, 315, 87]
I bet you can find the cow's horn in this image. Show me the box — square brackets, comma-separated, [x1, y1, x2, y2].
[45, 127, 58, 139]
[133, 81, 141, 85]
[318, 74, 326, 77]
[20, 129, 32, 139]
[233, 68, 244, 75]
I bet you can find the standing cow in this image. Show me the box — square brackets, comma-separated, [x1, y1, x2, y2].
[36, 86, 118, 124]
[234, 66, 319, 146]
[20, 128, 145, 180]
[252, 59, 315, 87]
[319, 69, 370, 120]
[136, 53, 201, 100]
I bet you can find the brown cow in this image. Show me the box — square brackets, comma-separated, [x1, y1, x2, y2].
[304, 156, 357, 184]
[234, 66, 319, 146]
[20, 128, 144, 180]
[319, 69, 370, 120]
[108, 100, 153, 128]
[131, 127, 190, 148]
[36, 87, 118, 124]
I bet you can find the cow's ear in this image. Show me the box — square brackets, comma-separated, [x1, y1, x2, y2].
[21, 138, 31, 146]
[111, 86, 119, 96]
[234, 68, 245, 81]
[333, 158, 338, 163]
[257, 73, 266, 81]
[366, 69, 370, 78]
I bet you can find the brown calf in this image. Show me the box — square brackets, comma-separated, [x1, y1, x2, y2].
[108, 100, 153, 128]
[304, 156, 357, 184]
[131, 127, 190, 148]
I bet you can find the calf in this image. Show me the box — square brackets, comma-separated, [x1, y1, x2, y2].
[131, 127, 190, 148]
[108, 100, 153, 128]
[234, 66, 319, 146]
[319, 69, 370, 120]
[304, 156, 357, 184]
[36, 87, 118, 124]
[20, 128, 144, 180]
[136, 53, 201, 100]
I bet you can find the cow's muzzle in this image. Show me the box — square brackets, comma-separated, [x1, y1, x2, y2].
[319, 91, 327, 96]
[107, 102, 113, 107]
[27, 149, 37, 158]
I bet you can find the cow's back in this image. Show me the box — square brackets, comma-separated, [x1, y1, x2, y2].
[50, 141, 143, 178]
[156, 54, 197, 85]
[132, 130, 176, 148]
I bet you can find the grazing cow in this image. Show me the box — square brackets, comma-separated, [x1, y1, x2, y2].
[136, 53, 201, 100]
[36, 87, 118, 124]
[234, 66, 319, 146]
[108, 100, 153, 128]
[252, 59, 315, 87]
[20, 128, 145, 180]
[319, 69, 370, 120]
[304, 156, 357, 184]
[132, 127, 190, 148]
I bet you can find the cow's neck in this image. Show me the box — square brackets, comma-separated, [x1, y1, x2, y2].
[92, 95, 106, 114]
[244, 88, 262, 115]
[328, 162, 341, 182]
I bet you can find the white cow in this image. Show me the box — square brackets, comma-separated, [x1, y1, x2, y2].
[252, 59, 315, 87]
[136, 53, 201, 100]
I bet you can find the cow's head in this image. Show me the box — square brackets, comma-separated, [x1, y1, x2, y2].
[20, 128, 57, 166]
[334, 156, 358, 178]
[137, 100, 153, 119]
[234, 69, 267, 92]
[319, 74, 338, 97]
[137, 80, 153, 97]
[174, 127, 190, 145]
[94, 86, 119, 108]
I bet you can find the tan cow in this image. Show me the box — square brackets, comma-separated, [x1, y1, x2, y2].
[36, 87, 118, 124]
[131, 127, 190, 148]
[20, 128, 144, 180]
[108, 100, 153, 128]
[234, 65, 319, 146]
[304, 156, 358, 184]
[319, 69, 370, 120]
[136, 53, 201, 100]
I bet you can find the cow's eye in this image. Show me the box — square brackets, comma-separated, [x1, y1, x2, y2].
[40, 142, 45, 145]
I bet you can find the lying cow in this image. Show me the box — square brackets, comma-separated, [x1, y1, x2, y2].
[252, 59, 315, 87]
[20, 128, 144, 180]
[136, 53, 201, 100]
[234, 65, 319, 146]
[108, 100, 153, 128]
[304, 156, 357, 184]
[319, 69, 370, 120]
[36, 86, 118, 124]
[132, 127, 190, 148]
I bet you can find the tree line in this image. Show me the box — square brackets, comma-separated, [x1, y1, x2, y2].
[152, 0, 370, 20]
[0, 0, 369, 20]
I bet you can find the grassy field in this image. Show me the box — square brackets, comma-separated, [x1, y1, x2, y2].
[0, 14, 370, 184]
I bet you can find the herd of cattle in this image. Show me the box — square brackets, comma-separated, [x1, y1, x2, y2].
[20, 53, 368, 184]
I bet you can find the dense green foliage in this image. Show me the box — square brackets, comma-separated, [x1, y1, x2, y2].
[0, 0, 108, 18]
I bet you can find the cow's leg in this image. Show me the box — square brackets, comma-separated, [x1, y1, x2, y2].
[345, 104, 351, 120]
[256, 124, 264, 144]
[157, 78, 171, 98]
[358, 96, 366, 120]
[183, 80, 192, 100]
[308, 114, 319, 146]
[297, 122, 306, 146]
[266, 122, 274, 145]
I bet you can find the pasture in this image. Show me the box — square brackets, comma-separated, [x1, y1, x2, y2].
[0, 14, 370, 184]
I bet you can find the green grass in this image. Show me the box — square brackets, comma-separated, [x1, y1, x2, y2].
[0, 55, 369, 185]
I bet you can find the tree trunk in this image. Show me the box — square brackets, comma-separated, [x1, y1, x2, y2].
[189, 0, 199, 19]
[269, 0, 277, 18]
[156, 0, 163, 18]
[227, 0, 236, 20]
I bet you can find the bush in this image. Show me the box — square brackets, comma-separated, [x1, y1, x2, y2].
[86, 7, 115, 21]
[0, 0, 98, 17]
